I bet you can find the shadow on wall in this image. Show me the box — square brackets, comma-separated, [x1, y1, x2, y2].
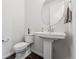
[53, 23, 72, 59]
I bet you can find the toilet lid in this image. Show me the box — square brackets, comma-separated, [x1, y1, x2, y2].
[14, 42, 30, 50]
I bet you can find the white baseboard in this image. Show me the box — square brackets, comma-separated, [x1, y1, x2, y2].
[31, 49, 43, 57]
[3, 49, 43, 59]
[15, 50, 31, 59]
[2, 51, 14, 59]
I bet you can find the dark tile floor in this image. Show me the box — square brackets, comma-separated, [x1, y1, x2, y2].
[25, 52, 43, 59]
[6, 52, 43, 59]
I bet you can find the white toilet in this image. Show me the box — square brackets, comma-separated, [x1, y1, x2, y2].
[14, 34, 34, 59]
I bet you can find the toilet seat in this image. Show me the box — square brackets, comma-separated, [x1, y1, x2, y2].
[14, 42, 30, 51]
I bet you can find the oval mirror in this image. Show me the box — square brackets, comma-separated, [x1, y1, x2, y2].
[41, 0, 67, 26]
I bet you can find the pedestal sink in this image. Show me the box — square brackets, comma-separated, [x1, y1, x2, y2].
[34, 32, 66, 59]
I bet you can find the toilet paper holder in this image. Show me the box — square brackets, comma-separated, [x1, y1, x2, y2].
[2, 38, 9, 43]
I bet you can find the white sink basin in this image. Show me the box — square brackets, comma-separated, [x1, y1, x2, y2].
[35, 32, 66, 40]
[34, 32, 66, 59]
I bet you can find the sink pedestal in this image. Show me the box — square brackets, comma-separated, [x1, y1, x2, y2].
[34, 32, 65, 59]
[43, 39, 54, 59]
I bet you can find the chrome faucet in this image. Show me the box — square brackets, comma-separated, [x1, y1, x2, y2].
[47, 25, 54, 32]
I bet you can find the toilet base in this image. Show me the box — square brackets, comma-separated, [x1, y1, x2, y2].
[15, 47, 31, 59]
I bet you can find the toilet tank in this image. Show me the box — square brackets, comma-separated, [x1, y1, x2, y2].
[24, 34, 34, 43]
